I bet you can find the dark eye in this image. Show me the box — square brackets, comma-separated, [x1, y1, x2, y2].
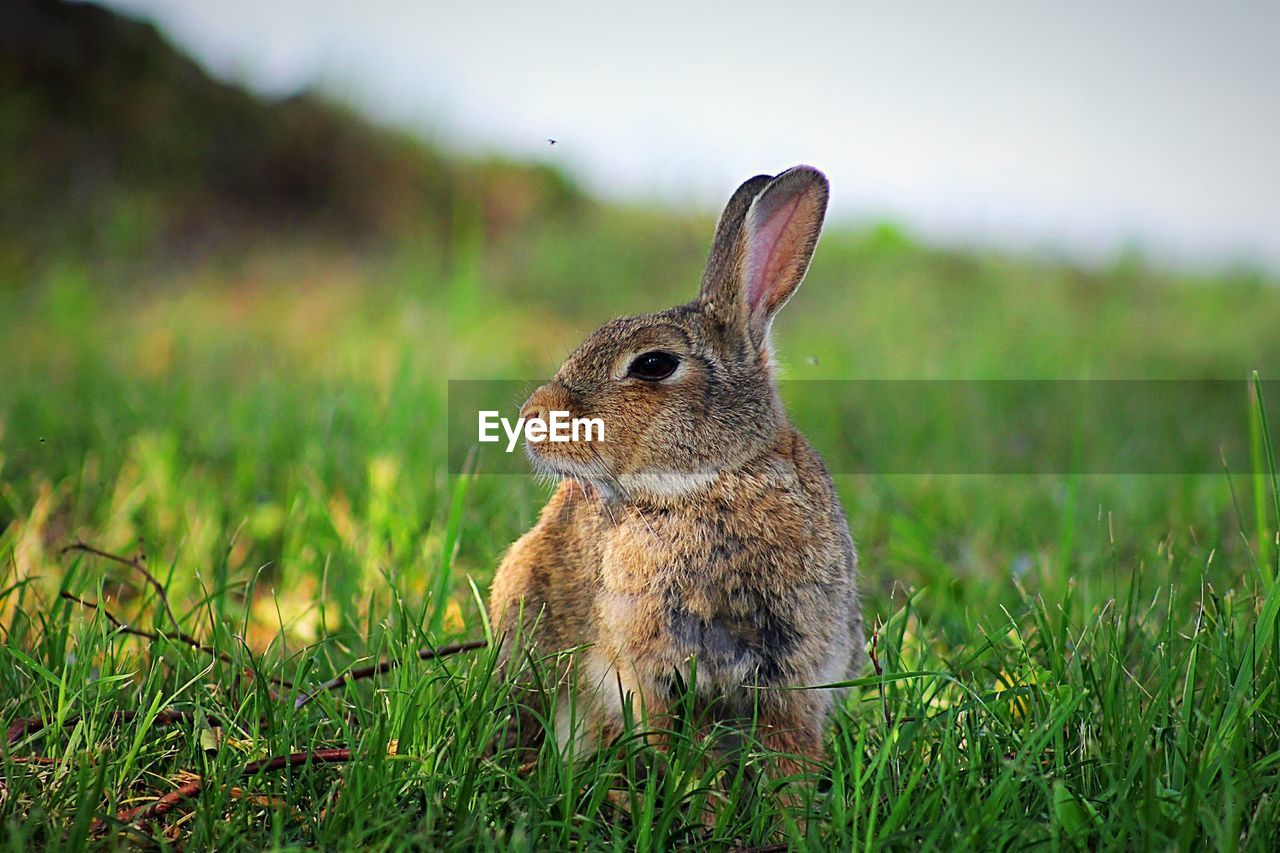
[626, 350, 680, 381]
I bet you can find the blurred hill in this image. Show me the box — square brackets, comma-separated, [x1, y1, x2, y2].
[0, 0, 586, 281]
[2, 0, 1276, 383]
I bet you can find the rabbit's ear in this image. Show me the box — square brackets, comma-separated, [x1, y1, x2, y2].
[740, 166, 828, 343]
[699, 173, 772, 308]
[700, 166, 829, 349]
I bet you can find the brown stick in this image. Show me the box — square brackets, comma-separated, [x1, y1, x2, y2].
[63, 542, 183, 641]
[57, 590, 293, 689]
[62, 543, 265, 679]
[293, 640, 488, 708]
[60, 541, 490, 709]
[869, 627, 894, 729]
[116, 748, 354, 827]
[8, 637, 488, 744]
[59, 591, 155, 641]
[6, 708, 216, 747]
[6, 755, 62, 765]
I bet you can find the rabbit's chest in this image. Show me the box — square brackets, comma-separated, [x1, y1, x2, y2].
[594, 520, 783, 697]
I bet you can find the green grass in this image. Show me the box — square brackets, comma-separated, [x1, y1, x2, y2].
[2, 228, 1279, 849]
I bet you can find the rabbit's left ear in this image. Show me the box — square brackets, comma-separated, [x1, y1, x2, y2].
[739, 166, 828, 345]
[699, 172, 772, 309]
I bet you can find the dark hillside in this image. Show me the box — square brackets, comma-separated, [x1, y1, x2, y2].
[0, 0, 586, 279]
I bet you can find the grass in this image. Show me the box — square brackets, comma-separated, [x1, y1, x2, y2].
[2, 224, 1279, 849]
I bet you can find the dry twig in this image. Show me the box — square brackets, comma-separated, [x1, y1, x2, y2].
[293, 639, 487, 708]
[57, 590, 294, 690]
[6, 707, 214, 747]
[115, 748, 354, 828]
[63, 542, 183, 640]
[59, 543, 295, 690]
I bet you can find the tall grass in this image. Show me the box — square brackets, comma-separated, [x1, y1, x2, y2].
[2, 234, 1279, 847]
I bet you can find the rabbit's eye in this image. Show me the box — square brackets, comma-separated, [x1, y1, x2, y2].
[627, 351, 680, 381]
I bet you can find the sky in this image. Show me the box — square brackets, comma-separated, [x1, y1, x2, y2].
[103, 0, 1280, 270]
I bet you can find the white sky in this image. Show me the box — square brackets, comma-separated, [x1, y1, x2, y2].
[102, 0, 1280, 270]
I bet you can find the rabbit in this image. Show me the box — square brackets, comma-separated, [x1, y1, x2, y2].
[488, 165, 864, 782]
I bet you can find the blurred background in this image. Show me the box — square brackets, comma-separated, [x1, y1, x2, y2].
[1, 0, 1277, 645]
[16, 0, 1280, 270]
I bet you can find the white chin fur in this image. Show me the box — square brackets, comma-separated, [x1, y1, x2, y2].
[524, 448, 718, 501]
[615, 469, 720, 498]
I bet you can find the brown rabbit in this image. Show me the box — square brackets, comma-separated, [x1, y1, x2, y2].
[488, 166, 864, 779]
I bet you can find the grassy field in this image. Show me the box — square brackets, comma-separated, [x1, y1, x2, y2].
[2, 220, 1279, 849]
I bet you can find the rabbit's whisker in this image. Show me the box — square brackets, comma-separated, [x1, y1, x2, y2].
[585, 446, 663, 545]
[585, 446, 627, 499]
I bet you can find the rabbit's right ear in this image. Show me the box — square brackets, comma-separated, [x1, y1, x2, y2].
[699, 166, 829, 350]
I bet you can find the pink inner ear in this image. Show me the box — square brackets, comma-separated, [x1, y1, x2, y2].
[744, 194, 804, 316]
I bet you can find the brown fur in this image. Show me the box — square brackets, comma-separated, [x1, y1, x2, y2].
[488, 166, 864, 774]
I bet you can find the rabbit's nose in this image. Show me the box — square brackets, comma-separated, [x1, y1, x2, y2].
[521, 402, 547, 425]
[522, 382, 576, 428]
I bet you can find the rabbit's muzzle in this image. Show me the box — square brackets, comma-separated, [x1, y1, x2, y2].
[519, 381, 603, 471]
[519, 381, 577, 429]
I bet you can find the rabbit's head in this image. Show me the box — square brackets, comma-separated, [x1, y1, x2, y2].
[520, 165, 829, 500]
